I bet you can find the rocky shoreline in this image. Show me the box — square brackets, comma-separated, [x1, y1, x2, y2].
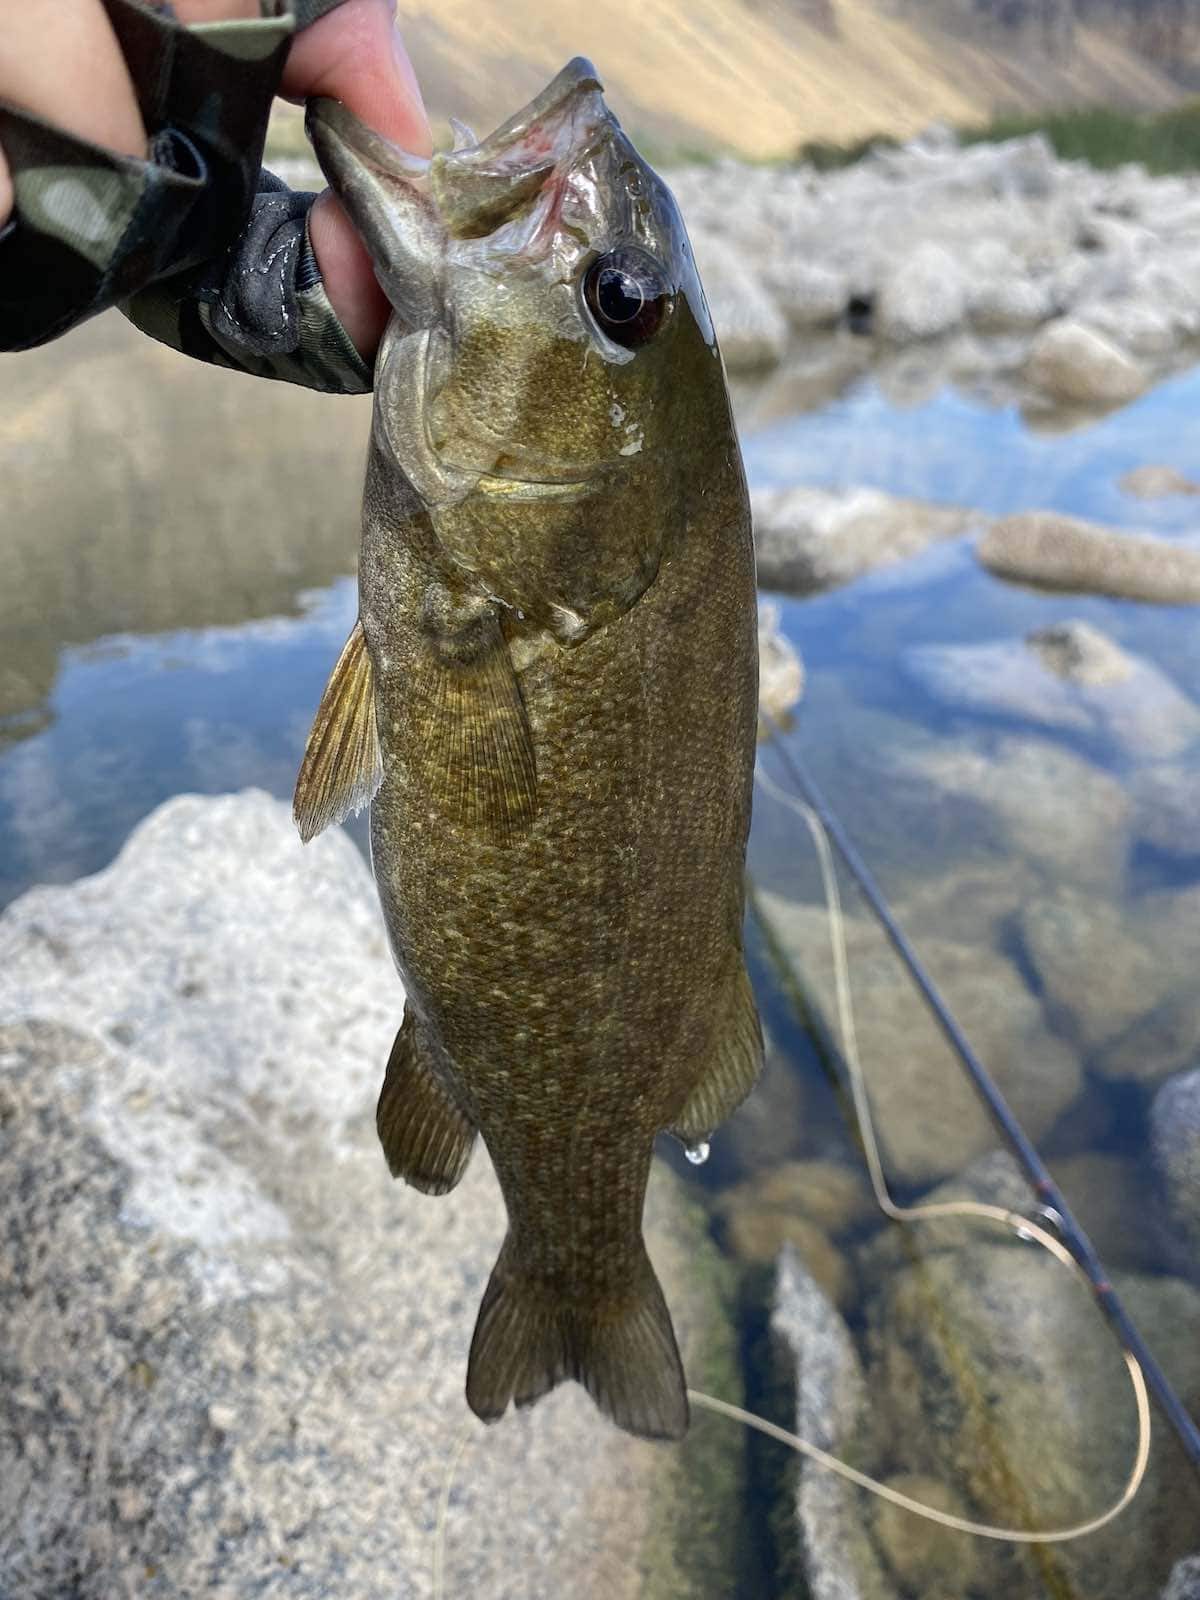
[671, 129, 1200, 409]
[0, 796, 745, 1600]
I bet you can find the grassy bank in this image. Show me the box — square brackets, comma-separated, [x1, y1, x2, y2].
[798, 100, 1200, 174]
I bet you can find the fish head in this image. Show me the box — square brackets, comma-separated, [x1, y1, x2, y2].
[308, 60, 734, 640]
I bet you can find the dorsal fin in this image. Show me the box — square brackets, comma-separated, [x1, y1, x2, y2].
[292, 620, 383, 843]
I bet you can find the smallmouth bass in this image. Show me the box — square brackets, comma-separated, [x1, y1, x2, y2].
[295, 59, 761, 1440]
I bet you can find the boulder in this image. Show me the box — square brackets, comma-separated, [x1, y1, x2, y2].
[1015, 888, 1174, 1051]
[978, 512, 1200, 604]
[688, 230, 788, 372]
[1024, 318, 1148, 407]
[864, 1216, 1200, 1599]
[754, 892, 1083, 1186]
[752, 485, 974, 596]
[1164, 1555, 1200, 1600]
[1150, 1067, 1200, 1280]
[875, 243, 967, 343]
[757, 600, 805, 728]
[968, 273, 1057, 332]
[771, 1249, 896, 1600]
[759, 259, 848, 329]
[885, 733, 1132, 896]
[1091, 886, 1200, 1085]
[870, 1474, 980, 1597]
[0, 793, 745, 1600]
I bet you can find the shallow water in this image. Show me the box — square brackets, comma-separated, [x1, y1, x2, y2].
[3, 311, 1199, 1593]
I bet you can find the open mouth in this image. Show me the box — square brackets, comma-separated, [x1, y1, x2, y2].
[430, 58, 612, 241]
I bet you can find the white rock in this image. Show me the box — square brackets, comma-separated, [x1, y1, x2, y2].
[876, 242, 968, 342]
[689, 230, 788, 372]
[752, 485, 975, 594]
[1025, 317, 1149, 406]
[759, 259, 847, 328]
[0, 793, 745, 1599]
[757, 600, 804, 725]
[978, 512, 1200, 603]
[968, 274, 1057, 331]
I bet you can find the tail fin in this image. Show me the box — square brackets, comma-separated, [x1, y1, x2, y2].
[465, 1236, 689, 1441]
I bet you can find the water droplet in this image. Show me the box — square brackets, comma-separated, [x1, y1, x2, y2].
[685, 1140, 711, 1166]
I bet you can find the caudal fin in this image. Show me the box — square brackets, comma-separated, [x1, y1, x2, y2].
[465, 1237, 689, 1440]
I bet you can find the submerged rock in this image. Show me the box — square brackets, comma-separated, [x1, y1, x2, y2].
[1163, 1554, 1200, 1600]
[752, 485, 974, 596]
[1131, 761, 1200, 861]
[870, 1473, 980, 1597]
[978, 512, 1200, 604]
[718, 1158, 878, 1241]
[1091, 886, 1200, 1086]
[864, 1199, 1200, 1599]
[1044, 1152, 1163, 1275]
[714, 1029, 816, 1178]
[0, 793, 744, 1600]
[1016, 887, 1172, 1051]
[723, 1205, 854, 1309]
[1024, 318, 1149, 407]
[904, 621, 1200, 759]
[771, 1248, 896, 1600]
[1120, 465, 1200, 500]
[887, 733, 1132, 895]
[1150, 1067, 1200, 1280]
[754, 892, 1082, 1186]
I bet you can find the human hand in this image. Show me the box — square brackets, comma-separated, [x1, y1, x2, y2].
[0, 0, 432, 360]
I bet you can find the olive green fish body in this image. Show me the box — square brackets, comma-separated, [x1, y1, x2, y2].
[297, 61, 762, 1439]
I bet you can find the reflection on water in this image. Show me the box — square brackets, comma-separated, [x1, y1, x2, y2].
[0, 312, 370, 752]
[4, 305, 1200, 1592]
[0, 582, 358, 907]
[743, 359, 1200, 534]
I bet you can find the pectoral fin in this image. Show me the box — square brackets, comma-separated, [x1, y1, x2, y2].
[669, 958, 763, 1145]
[293, 620, 383, 844]
[377, 1011, 476, 1195]
[419, 597, 538, 842]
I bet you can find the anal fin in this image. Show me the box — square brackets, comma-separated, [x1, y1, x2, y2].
[293, 620, 382, 843]
[377, 1012, 476, 1195]
[669, 957, 763, 1146]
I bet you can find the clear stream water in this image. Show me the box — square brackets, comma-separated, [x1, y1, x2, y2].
[3, 312, 1199, 1592]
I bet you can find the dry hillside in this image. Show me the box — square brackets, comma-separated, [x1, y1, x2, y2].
[391, 0, 1187, 157]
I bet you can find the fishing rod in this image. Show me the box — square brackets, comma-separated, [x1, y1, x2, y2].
[761, 728, 1200, 1476]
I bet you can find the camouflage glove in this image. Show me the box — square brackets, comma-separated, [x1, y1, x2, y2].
[0, 0, 371, 393]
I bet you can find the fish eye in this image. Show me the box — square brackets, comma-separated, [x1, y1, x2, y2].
[582, 247, 673, 350]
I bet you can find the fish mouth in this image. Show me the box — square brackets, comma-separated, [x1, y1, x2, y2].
[429, 58, 612, 239]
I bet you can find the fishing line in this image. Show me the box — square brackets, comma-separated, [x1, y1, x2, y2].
[428, 760, 1154, 1591]
[432, 1414, 474, 1600]
[686, 760, 1151, 1543]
